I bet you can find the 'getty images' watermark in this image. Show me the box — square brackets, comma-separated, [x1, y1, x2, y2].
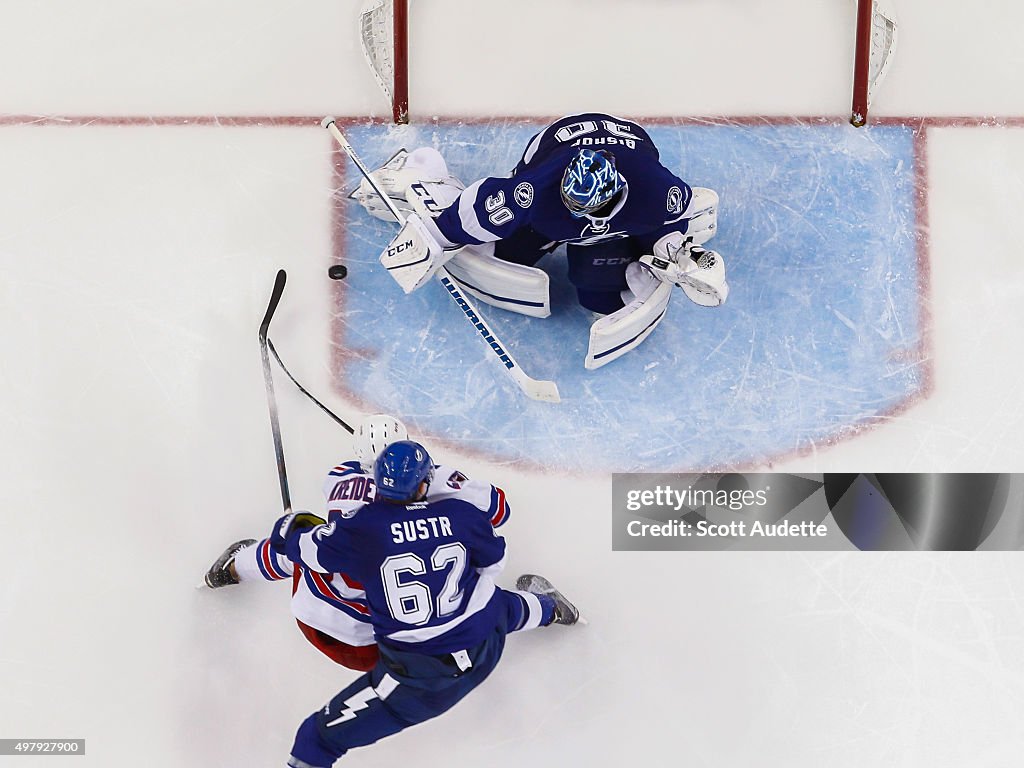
[613, 473, 833, 551]
[612, 473, 1024, 551]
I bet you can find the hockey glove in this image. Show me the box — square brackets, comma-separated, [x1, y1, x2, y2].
[351, 147, 465, 224]
[640, 231, 729, 307]
[380, 214, 460, 293]
[269, 511, 326, 555]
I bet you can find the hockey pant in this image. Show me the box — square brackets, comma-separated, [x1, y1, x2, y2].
[493, 226, 643, 315]
[293, 603, 379, 671]
[234, 539, 379, 671]
[287, 588, 554, 768]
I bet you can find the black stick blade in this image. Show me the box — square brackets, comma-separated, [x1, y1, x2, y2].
[259, 269, 287, 343]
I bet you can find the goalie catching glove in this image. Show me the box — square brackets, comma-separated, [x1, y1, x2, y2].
[640, 231, 730, 307]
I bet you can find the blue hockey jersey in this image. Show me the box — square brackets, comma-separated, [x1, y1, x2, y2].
[433, 113, 694, 252]
[284, 494, 508, 656]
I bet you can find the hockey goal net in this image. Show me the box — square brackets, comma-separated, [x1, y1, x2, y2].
[360, 0, 895, 127]
[360, 0, 409, 124]
[851, 0, 898, 126]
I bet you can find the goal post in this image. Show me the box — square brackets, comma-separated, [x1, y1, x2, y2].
[851, 0, 898, 126]
[358, 0, 895, 128]
[359, 0, 409, 124]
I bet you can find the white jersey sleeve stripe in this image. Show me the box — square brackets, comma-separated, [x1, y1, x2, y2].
[520, 129, 546, 166]
[515, 590, 545, 631]
[457, 180, 503, 243]
[475, 552, 507, 581]
[297, 529, 330, 573]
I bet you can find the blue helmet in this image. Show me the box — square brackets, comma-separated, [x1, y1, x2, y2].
[374, 440, 434, 502]
[560, 149, 625, 217]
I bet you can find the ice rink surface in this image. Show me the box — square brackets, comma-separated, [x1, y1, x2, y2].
[3, 1, 1024, 766]
[338, 120, 923, 469]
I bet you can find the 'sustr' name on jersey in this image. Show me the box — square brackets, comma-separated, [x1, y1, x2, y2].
[390, 516, 454, 544]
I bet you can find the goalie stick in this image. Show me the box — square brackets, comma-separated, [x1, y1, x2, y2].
[321, 116, 561, 404]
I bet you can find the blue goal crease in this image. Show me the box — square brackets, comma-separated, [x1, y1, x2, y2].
[333, 122, 921, 472]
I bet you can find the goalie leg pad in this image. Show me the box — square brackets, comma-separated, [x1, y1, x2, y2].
[444, 244, 550, 318]
[585, 277, 673, 370]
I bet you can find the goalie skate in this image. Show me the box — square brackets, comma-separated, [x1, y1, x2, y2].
[516, 574, 583, 625]
[203, 539, 256, 589]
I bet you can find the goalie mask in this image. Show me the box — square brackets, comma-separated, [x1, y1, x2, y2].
[560, 149, 625, 218]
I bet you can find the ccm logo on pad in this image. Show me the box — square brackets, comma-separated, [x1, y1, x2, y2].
[387, 239, 415, 257]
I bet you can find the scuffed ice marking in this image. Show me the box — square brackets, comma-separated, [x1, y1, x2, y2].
[331, 121, 922, 471]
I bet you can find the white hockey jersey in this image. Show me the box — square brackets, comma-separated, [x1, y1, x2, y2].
[236, 458, 510, 647]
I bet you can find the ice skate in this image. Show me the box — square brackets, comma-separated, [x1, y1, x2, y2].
[203, 539, 256, 589]
[516, 574, 583, 625]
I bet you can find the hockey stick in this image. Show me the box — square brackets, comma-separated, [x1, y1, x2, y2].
[266, 338, 355, 435]
[259, 269, 292, 514]
[321, 116, 561, 404]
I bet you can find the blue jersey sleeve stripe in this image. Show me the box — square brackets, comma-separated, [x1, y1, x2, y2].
[328, 460, 363, 478]
[258, 538, 292, 580]
[254, 539, 277, 581]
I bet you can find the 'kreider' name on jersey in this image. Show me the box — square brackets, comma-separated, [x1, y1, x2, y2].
[328, 474, 375, 503]
[391, 514, 453, 544]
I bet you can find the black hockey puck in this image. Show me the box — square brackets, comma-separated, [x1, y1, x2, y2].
[328, 264, 348, 280]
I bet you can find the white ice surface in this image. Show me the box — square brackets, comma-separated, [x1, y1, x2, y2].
[2, 2, 1024, 767]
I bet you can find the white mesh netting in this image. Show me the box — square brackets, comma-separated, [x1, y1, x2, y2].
[867, 1, 898, 107]
[360, 0, 394, 105]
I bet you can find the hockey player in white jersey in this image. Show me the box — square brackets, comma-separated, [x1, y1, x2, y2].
[352, 112, 729, 368]
[202, 414, 512, 672]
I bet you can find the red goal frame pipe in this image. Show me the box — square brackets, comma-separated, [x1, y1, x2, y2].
[393, 0, 409, 124]
[850, 0, 873, 126]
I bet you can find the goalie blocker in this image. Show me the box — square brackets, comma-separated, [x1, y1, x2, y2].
[355, 147, 467, 293]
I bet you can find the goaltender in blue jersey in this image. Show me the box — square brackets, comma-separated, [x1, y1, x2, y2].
[270, 440, 581, 767]
[434, 113, 693, 257]
[352, 113, 730, 369]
